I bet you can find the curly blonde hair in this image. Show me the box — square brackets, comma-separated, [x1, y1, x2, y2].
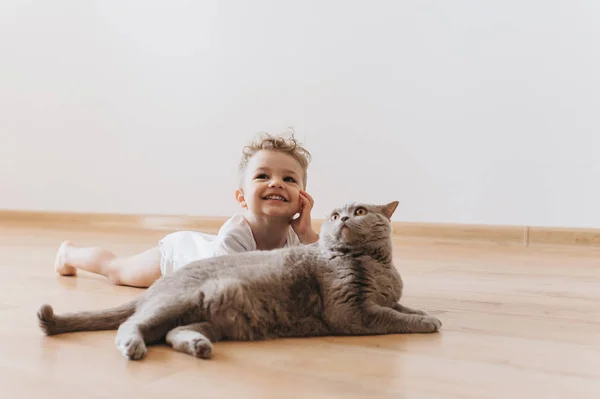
[238, 131, 312, 189]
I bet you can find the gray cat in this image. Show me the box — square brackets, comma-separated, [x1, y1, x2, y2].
[37, 201, 441, 360]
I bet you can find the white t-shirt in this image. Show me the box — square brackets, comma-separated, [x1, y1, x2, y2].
[158, 214, 301, 275]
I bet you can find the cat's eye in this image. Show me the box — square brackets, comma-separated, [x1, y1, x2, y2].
[354, 208, 367, 216]
[331, 213, 340, 221]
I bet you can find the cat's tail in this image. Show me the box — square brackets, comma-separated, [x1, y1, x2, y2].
[37, 300, 137, 336]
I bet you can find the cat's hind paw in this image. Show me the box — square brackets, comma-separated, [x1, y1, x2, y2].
[190, 337, 213, 359]
[166, 328, 213, 359]
[116, 335, 147, 360]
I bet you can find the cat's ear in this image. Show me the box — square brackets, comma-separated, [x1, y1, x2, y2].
[235, 188, 247, 208]
[381, 201, 399, 220]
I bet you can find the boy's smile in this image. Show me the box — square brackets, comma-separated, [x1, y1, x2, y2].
[263, 195, 289, 202]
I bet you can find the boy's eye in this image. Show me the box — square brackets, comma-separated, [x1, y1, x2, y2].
[284, 177, 296, 183]
[255, 174, 268, 179]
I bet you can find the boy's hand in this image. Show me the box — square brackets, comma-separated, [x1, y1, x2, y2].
[291, 190, 319, 244]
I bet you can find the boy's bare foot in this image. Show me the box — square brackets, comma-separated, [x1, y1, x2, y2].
[55, 241, 76, 276]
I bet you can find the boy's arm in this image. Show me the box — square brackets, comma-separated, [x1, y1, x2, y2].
[292, 191, 320, 244]
[298, 229, 319, 245]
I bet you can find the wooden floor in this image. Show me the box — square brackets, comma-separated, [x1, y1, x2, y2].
[1, 223, 599, 399]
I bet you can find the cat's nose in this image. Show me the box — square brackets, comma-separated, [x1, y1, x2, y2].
[341, 216, 349, 222]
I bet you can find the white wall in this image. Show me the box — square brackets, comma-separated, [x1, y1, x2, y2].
[1, 1, 599, 228]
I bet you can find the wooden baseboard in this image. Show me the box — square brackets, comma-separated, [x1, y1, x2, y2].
[1, 209, 599, 247]
[527, 226, 600, 247]
[393, 222, 528, 246]
[0, 209, 226, 234]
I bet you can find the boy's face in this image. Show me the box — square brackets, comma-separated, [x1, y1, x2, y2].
[236, 150, 305, 219]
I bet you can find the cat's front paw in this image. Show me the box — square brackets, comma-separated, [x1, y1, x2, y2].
[421, 315, 442, 332]
[116, 335, 147, 360]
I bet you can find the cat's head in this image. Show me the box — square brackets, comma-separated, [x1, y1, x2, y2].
[319, 201, 399, 251]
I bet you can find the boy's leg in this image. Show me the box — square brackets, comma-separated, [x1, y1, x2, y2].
[55, 241, 162, 288]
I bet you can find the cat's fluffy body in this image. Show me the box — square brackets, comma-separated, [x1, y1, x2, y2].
[37, 201, 441, 360]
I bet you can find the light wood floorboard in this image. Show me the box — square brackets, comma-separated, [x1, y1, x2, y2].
[1, 224, 599, 398]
